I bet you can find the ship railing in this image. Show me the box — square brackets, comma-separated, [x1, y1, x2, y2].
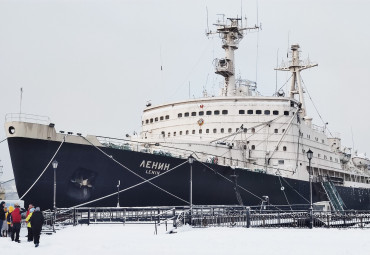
[312, 124, 325, 133]
[5, 113, 51, 125]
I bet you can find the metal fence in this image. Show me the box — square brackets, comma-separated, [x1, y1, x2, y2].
[47, 206, 370, 230]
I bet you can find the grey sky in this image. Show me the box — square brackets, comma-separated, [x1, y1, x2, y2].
[1, 0, 369, 181]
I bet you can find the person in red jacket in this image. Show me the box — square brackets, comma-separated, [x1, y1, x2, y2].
[11, 203, 22, 243]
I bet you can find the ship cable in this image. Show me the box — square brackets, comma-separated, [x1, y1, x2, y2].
[197, 159, 285, 211]
[19, 135, 67, 200]
[272, 74, 293, 96]
[0, 138, 7, 144]
[82, 136, 190, 205]
[67, 160, 189, 209]
[278, 175, 292, 210]
[301, 78, 334, 137]
[278, 175, 310, 203]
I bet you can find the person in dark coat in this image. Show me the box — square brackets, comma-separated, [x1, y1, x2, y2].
[0, 201, 5, 237]
[11, 203, 22, 243]
[30, 207, 44, 247]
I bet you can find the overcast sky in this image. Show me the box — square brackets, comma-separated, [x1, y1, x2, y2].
[1, 0, 369, 181]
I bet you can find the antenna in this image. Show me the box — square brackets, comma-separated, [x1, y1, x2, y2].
[20, 87, 23, 116]
[206, 6, 209, 34]
[275, 48, 279, 95]
[287, 31, 290, 58]
[240, 0, 243, 27]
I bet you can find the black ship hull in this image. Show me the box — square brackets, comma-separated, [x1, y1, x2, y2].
[7, 137, 370, 210]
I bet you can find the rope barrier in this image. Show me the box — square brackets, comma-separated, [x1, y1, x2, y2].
[20, 135, 67, 200]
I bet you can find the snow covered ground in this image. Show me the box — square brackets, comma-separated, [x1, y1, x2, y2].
[1, 224, 369, 254]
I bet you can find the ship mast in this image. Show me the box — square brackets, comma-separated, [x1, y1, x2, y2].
[208, 17, 259, 97]
[275, 44, 317, 117]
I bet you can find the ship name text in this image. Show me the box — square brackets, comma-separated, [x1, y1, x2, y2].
[140, 160, 171, 175]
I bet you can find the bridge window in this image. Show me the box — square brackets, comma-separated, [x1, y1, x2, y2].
[228, 128, 232, 133]
[191, 112, 196, 116]
[274, 129, 278, 133]
[160, 116, 164, 121]
[264, 110, 270, 115]
[278, 160, 284, 165]
[213, 129, 217, 133]
[247, 110, 253, 114]
[168, 132, 170, 137]
[199, 129, 202, 134]
[178, 113, 182, 118]
[185, 112, 189, 117]
[222, 110, 228, 115]
[173, 132, 176, 136]
[239, 110, 245, 114]
[251, 145, 255, 150]
[273, 110, 279, 115]
[155, 117, 158, 122]
[221, 128, 224, 133]
[180, 131, 183, 135]
[192, 130, 195, 134]
[206, 111, 212, 115]
[199, 111, 204, 116]
[283, 146, 287, 151]
[165, 115, 169, 120]
[284, 111, 289, 116]
[146, 119, 149, 124]
[186, 130, 189, 135]
[256, 110, 262, 115]
[206, 129, 209, 133]
[150, 118, 153, 123]
[214, 110, 220, 115]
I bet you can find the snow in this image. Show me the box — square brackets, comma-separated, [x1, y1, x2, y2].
[1, 224, 370, 254]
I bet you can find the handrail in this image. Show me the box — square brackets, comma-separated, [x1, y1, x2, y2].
[5, 113, 51, 125]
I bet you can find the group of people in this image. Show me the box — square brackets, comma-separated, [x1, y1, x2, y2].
[0, 201, 44, 247]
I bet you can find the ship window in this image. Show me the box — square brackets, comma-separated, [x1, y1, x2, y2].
[161, 131, 165, 137]
[256, 110, 262, 115]
[274, 129, 278, 133]
[206, 111, 212, 115]
[146, 119, 149, 124]
[251, 128, 255, 133]
[307, 134, 310, 139]
[178, 113, 182, 118]
[150, 118, 153, 123]
[244, 128, 247, 133]
[160, 116, 164, 121]
[222, 110, 228, 115]
[264, 110, 270, 115]
[142, 121, 144, 125]
[247, 110, 253, 114]
[192, 112, 196, 116]
[165, 115, 169, 120]
[273, 110, 279, 115]
[330, 157, 333, 161]
[322, 139, 325, 143]
[214, 110, 220, 115]
[173, 132, 176, 136]
[239, 110, 245, 114]
[284, 111, 289, 116]
[155, 117, 158, 122]
[180, 131, 183, 135]
[302, 149, 305, 154]
[324, 155, 327, 160]
[236, 128, 239, 132]
[186, 130, 189, 135]
[282, 129, 285, 133]
[199, 129, 202, 134]
[251, 145, 255, 150]
[168, 132, 170, 137]
[185, 112, 189, 117]
[283, 146, 287, 151]
[278, 160, 284, 165]
[318, 154, 321, 158]
[315, 137, 318, 141]
[221, 128, 224, 133]
[213, 128, 217, 133]
[199, 111, 204, 116]
[206, 129, 209, 133]
[192, 130, 195, 134]
[228, 128, 232, 133]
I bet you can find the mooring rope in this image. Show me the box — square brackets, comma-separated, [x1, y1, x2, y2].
[0, 138, 7, 144]
[278, 175, 292, 210]
[20, 135, 67, 200]
[69, 160, 189, 209]
[279, 175, 310, 203]
[81, 136, 190, 205]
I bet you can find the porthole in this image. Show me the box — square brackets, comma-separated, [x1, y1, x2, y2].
[9, 126, 15, 134]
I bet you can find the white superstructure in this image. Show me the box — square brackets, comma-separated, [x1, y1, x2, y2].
[133, 17, 370, 188]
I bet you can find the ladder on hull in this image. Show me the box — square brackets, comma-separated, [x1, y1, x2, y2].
[321, 181, 345, 212]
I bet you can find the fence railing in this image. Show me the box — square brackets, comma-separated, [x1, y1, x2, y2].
[47, 206, 370, 230]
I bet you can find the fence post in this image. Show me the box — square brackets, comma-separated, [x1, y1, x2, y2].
[326, 214, 330, 228]
[246, 207, 251, 228]
[88, 209, 90, 226]
[73, 208, 76, 226]
[172, 208, 176, 228]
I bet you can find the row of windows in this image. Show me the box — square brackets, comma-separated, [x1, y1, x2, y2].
[144, 109, 291, 125]
[302, 149, 338, 162]
[145, 115, 170, 124]
[160, 128, 290, 137]
[178, 110, 290, 118]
